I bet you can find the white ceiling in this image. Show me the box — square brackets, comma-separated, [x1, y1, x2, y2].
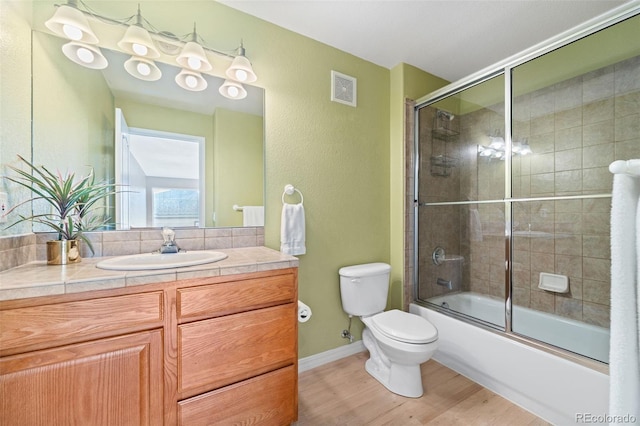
[219, 0, 629, 82]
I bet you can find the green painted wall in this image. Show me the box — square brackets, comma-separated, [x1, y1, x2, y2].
[0, 1, 32, 235]
[213, 109, 264, 227]
[32, 31, 114, 177]
[206, 4, 391, 356]
[30, 30, 115, 230]
[389, 63, 449, 311]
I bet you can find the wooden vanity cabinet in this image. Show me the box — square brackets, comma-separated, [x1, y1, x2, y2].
[0, 330, 164, 426]
[0, 266, 299, 426]
[0, 291, 165, 426]
[175, 269, 299, 425]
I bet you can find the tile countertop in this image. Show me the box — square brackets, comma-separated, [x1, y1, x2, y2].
[0, 247, 298, 302]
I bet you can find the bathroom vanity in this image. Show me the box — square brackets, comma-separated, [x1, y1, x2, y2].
[0, 247, 298, 425]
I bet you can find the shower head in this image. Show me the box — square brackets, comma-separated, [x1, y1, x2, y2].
[437, 110, 455, 121]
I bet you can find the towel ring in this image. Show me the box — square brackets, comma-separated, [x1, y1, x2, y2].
[282, 184, 304, 205]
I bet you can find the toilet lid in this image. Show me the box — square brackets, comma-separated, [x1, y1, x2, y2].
[371, 310, 438, 344]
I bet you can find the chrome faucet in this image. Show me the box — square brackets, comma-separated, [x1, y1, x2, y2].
[159, 227, 181, 254]
[436, 277, 453, 290]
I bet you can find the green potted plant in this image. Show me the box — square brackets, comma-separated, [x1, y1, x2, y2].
[3, 155, 117, 264]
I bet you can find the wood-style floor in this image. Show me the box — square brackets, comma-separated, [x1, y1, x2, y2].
[296, 352, 549, 425]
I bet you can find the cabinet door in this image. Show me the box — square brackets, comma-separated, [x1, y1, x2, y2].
[0, 330, 163, 426]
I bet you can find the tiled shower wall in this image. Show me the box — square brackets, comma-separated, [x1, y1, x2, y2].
[408, 54, 640, 329]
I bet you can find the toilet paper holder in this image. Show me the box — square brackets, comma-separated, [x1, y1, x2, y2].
[298, 300, 312, 323]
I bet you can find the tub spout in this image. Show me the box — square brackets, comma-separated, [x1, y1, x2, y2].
[437, 278, 452, 290]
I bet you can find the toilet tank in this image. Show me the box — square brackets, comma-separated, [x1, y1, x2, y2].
[339, 263, 391, 316]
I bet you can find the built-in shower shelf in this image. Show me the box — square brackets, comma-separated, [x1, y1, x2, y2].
[431, 128, 459, 142]
[430, 155, 457, 177]
[431, 155, 457, 168]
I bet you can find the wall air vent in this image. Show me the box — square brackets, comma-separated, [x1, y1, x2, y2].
[331, 70, 357, 107]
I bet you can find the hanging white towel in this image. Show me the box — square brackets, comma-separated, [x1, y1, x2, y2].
[608, 162, 640, 422]
[281, 203, 306, 255]
[242, 206, 264, 226]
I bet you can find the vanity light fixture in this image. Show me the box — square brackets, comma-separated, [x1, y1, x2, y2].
[117, 6, 160, 59]
[61, 41, 108, 69]
[219, 79, 248, 99]
[124, 56, 162, 81]
[225, 43, 257, 83]
[45, 0, 98, 44]
[478, 135, 532, 160]
[176, 24, 213, 72]
[518, 141, 533, 155]
[175, 69, 208, 91]
[44, 1, 257, 98]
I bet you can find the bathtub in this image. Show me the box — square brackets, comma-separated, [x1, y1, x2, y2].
[427, 292, 610, 363]
[410, 293, 610, 425]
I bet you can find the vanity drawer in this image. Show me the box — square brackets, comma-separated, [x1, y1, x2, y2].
[178, 365, 297, 426]
[177, 271, 296, 321]
[0, 292, 163, 355]
[178, 303, 296, 396]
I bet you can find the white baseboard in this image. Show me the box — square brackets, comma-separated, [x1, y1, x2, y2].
[298, 340, 366, 373]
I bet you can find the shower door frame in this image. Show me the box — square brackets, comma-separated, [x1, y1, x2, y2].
[412, 1, 640, 364]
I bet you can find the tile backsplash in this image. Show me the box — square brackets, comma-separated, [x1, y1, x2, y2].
[0, 233, 36, 272]
[0, 227, 264, 272]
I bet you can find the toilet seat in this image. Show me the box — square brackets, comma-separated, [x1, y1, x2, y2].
[371, 310, 438, 344]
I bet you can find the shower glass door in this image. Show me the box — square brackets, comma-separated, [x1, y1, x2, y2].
[415, 74, 506, 329]
[415, 10, 639, 362]
[509, 13, 640, 363]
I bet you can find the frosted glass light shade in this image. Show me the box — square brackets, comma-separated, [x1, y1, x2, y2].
[219, 79, 247, 100]
[175, 69, 207, 91]
[61, 42, 107, 69]
[225, 55, 257, 83]
[176, 41, 212, 72]
[124, 56, 162, 81]
[520, 143, 533, 155]
[489, 136, 505, 150]
[45, 5, 98, 44]
[118, 25, 160, 59]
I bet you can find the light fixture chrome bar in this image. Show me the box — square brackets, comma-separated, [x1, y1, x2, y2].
[55, 1, 244, 61]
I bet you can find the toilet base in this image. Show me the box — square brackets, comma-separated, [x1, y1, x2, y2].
[359, 314, 437, 399]
[365, 358, 424, 398]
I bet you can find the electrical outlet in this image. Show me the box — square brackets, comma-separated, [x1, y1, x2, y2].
[0, 192, 7, 223]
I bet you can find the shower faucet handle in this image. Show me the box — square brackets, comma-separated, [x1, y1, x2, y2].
[432, 246, 446, 265]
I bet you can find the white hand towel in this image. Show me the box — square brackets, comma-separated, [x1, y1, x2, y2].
[281, 203, 306, 255]
[609, 171, 640, 421]
[242, 206, 264, 226]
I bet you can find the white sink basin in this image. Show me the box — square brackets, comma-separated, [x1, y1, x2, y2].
[96, 251, 228, 271]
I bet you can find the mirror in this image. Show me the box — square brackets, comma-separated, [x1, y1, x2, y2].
[27, 1, 264, 230]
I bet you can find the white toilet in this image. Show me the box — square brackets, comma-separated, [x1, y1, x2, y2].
[339, 262, 438, 398]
